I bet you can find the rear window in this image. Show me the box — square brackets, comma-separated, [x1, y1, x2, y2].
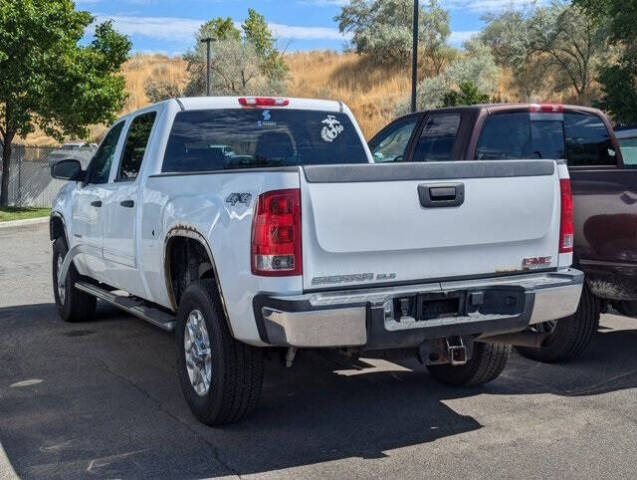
[476, 111, 617, 166]
[476, 112, 565, 160]
[564, 112, 615, 166]
[162, 109, 368, 173]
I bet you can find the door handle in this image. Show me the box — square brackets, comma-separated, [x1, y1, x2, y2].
[418, 183, 465, 208]
[90, 200, 102, 207]
[120, 200, 135, 208]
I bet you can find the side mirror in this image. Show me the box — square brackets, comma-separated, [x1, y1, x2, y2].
[51, 159, 84, 181]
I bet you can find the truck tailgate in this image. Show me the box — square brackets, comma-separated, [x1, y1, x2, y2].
[301, 161, 561, 291]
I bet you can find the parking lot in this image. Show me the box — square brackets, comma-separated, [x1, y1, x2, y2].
[1, 223, 637, 479]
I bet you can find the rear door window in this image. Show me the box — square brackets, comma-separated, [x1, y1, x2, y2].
[162, 109, 368, 173]
[476, 112, 565, 160]
[369, 117, 418, 163]
[412, 113, 461, 161]
[564, 112, 616, 166]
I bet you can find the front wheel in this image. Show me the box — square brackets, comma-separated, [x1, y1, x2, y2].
[427, 342, 510, 387]
[516, 284, 600, 363]
[176, 280, 264, 426]
[52, 237, 96, 322]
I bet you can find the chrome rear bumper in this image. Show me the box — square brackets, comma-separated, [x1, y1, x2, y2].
[253, 269, 584, 349]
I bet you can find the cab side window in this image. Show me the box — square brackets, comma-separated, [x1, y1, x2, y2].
[86, 122, 125, 184]
[413, 113, 461, 161]
[564, 112, 616, 166]
[117, 112, 157, 181]
[369, 117, 418, 163]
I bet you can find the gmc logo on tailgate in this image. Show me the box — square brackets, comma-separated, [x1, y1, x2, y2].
[522, 256, 553, 268]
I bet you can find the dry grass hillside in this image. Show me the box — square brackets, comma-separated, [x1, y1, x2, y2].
[286, 51, 411, 138]
[20, 50, 414, 146]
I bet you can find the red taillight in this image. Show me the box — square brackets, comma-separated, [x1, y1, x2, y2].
[530, 104, 564, 113]
[251, 189, 302, 276]
[239, 97, 289, 107]
[559, 178, 574, 253]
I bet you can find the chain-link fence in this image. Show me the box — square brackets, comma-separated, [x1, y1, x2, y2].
[0, 145, 68, 208]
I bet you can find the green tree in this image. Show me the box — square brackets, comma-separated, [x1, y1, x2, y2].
[575, 0, 637, 123]
[197, 17, 241, 43]
[335, 0, 450, 66]
[242, 8, 287, 81]
[0, 0, 130, 207]
[481, 2, 608, 102]
[184, 10, 286, 96]
[442, 81, 491, 107]
[400, 40, 499, 112]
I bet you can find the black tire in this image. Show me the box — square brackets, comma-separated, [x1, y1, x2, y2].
[427, 342, 510, 387]
[517, 283, 600, 363]
[52, 237, 96, 322]
[176, 279, 264, 426]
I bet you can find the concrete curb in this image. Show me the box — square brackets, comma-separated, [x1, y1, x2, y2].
[0, 217, 48, 229]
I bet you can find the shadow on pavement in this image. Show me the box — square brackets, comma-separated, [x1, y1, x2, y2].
[0, 302, 636, 478]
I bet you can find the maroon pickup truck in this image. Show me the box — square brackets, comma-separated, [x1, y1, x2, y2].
[369, 104, 634, 362]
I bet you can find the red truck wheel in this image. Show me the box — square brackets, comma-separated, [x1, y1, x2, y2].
[427, 342, 510, 386]
[517, 284, 600, 363]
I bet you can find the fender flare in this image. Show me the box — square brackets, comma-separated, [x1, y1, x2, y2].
[49, 212, 68, 245]
[163, 226, 233, 333]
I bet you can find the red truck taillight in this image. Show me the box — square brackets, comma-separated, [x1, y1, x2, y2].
[251, 189, 302, 276]
[559, 178, 574, 253]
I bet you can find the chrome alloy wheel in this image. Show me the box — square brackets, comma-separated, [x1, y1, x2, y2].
[184, 309, 212, 396]
[56, 254, 66, 305]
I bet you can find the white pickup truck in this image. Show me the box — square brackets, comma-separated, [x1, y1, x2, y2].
[50, 96, 583, 425]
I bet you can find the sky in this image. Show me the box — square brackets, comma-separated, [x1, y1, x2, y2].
[76, 0, 542, 55]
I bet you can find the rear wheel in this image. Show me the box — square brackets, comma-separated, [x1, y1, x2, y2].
[52, 237, 96, 322]
[427, 342, 510, 387]
[176, 279, 264, 425]
[517, 284, 600, 363]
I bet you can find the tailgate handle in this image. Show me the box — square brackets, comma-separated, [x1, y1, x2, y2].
[418, 183, 465, 208]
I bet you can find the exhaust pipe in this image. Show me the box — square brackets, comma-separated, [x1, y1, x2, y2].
[479, 331, 551, 349]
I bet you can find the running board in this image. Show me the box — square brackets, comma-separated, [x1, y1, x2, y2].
[75, 281, 176, 332]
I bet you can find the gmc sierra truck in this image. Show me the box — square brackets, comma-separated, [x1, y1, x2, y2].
[370, 103, 629, 363]
[50, 97, 582, 425]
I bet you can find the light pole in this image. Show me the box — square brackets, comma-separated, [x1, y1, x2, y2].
[411, 0, 419, 113]
[200, 37, 216, 96]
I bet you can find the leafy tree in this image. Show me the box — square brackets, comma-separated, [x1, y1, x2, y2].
[335, 0, 450, 67]
[184, 10, 287, 96]
[575, 0, 637, 123]
[481, 2, 607, 102]
[0, 1, 130, 207]
[242, 8, 287, 81]
[442, 81, 491, 107]
[526, 3, 607, 101]
[197, 17, 241, 43]
[399, 39, 499, 112]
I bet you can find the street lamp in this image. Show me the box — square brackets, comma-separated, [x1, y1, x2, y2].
[200, 37, 217, 96]
[411, 0, 419, 113]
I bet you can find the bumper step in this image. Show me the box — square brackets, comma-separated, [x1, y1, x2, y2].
[75, 281, 176, 332]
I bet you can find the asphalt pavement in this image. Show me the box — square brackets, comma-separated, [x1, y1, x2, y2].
[1, 223, 637, 479]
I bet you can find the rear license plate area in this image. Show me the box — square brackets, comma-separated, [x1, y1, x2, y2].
[386, 287, 525, 325]
[390, 292, 463, 322]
